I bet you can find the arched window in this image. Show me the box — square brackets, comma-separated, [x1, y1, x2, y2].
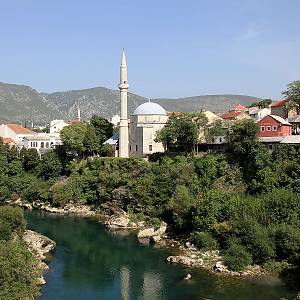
[41, 142, 44, 148]
[46, 142, 49, 148]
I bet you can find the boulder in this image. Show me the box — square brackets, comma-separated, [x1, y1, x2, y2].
[167, 255, 197, 267]
[137, 222, 167, 238]
[214, 261, 229, 273]
[23, 230, 56, 260]
[184, 274, 192, 280]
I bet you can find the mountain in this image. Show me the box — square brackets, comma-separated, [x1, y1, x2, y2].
[0, 82, 261, 124]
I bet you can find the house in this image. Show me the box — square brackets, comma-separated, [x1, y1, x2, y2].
[229, 104, 247, 112]
[257, 115, 292, 137]
[218, 111, 251, 121]
[1, 138, 16, 146]
[247, 107, 271, 120]
[50, 120, 69, 135]
[259, 136, 300, 152]
[23, 133, 62, 155]
[288, 115, 300, 135]
[0, 123, 35, 143]
[271, 99, 297, 119]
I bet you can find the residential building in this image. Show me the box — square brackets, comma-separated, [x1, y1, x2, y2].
[218, 111, 251, 121]
[288, 115, 300, 135]
[247, 107, 271, 120]
[0, 123, 35, 143]
[271, 99, 297, 119]
[257, 115, 292, 137]
[229, 104, 247, 112]
[50, 120, 69, 135]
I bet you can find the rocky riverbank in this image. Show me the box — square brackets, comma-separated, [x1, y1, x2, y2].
[23, 230, 56, 285]
[11, 199, 267, 278]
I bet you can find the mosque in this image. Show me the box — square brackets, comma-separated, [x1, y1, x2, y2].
[113, 49, 168, 158]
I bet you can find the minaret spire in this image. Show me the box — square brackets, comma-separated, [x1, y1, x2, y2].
[77, 104, 81, 122]
[118, 49, 129, 158]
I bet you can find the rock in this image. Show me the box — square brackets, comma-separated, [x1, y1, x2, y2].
[150, 235, 161, 244]
[167, 255, 197, 267]
[137, 227, 155, 238]
[23, 230, 56, 260]
[184, 274, 192, 280]
[137, 222, 167, 238]
[185, 241, 192, 248]
[37, 276, 46, 285]
[294, 292, 300, 300]
[214, 261, 229, 273]
[105, 214, 130, 229]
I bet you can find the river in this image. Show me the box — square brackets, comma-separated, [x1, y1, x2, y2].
[24, 209, 297, 300]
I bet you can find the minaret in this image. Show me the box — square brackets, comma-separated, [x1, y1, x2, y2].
[77, 104, 81, 122]
[118, 49, 129, 158]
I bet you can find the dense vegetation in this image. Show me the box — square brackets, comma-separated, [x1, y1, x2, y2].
[0, 206, 41, 299]
[1, 115, 300, 277]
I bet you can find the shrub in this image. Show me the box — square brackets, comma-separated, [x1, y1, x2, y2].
[0, 206, 25, 240]
[224, 241, 252, 271]
[191, 231, 218, 250]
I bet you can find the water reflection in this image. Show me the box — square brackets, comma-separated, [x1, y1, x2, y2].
[24, 210, 297, 300]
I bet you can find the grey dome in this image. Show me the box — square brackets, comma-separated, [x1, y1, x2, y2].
[133, 102, 166, 116]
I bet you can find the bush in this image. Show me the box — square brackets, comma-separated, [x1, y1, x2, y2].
[224, 241, 252, 271]
[191, 231, 218, 250]
[0, 206, 25, 240]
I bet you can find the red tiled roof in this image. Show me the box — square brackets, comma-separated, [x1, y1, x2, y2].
[6, 124, 34, 134]
[219, 111, 242, 120]
[2, 138, 15, 145]
[66, 119, 81, 125]
[231, 104, 247, 111]
[271, 99, 288, 107]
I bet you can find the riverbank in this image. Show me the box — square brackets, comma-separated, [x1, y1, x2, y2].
[10, 199, 268, 278]
[23, 230, 56, 286]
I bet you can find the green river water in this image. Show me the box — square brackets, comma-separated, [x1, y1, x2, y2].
[24, 210, 297, 300]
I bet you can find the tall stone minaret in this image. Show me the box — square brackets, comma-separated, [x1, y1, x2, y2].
[118, 49, 129, 158]
[77, 104, 81, 122]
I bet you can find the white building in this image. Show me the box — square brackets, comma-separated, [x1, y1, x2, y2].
[50, 120, 69, 135]
[111, 114, 121, 126]
[129, 102, 168, 157]
[247, 107, 271, 120]
[0, 123, 35, 144]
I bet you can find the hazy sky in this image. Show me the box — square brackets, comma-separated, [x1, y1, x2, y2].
[0, 0, 299, 99]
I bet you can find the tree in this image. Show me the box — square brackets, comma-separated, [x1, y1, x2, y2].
[83, 124, 100, 155]
[60, 123, 87, 155]
[283, 80, 300, 113]
[90, 115, 114, 145]
[19, 148, 40, 172]
[155, 112, 208, 153]
[36, 151, 63, 180]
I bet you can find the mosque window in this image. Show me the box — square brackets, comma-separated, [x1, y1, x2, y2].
[136, 145, 138, 151]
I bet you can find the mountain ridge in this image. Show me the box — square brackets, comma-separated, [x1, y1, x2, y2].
[0, 82, 261, 124]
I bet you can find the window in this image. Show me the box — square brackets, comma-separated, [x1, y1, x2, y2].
[129, 145, 132, 151]
[46, 142, 49, 148]
[30, 142, 33, 147]
[261, 126, 265, 132]
[267, 126, 271, 131]
[273, 126, 277, 131]
[149, 145, 153, 151]
[41, 142, 44, 148]
[211, 138, 215, 143]
[268, 144, 273, 151]
[219, 137, 222, 143]
[136, 145, 138, 151]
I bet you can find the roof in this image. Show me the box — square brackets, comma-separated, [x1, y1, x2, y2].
[218, 111, 242, 120]
[66, 119, 81, 125]
[2, 138, 15, 145]
[288, 115, 300, 123]
[248, 107, 270, 115]
[271, 99, 288, 107]
[270, 115, 291, 125]
[23, 135, 52, 141]
[259, 136, 300, 144]
[103, 132, 119, 145]
[231, 104, 247, 111]
[6, 124, 34, 134]
[133, 102, 166, 116]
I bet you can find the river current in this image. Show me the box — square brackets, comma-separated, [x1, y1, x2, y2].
[24, 210, 297, 300]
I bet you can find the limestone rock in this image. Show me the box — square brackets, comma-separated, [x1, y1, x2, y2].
[214, 261, 229, 273]
[23, 230, 56, 260]
[137, 222, 167, 238]
[167, 255, 197, 267]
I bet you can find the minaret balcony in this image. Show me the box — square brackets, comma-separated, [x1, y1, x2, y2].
[119, 83, 129, 89]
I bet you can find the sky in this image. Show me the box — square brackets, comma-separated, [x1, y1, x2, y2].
[0, 0, 299, 99]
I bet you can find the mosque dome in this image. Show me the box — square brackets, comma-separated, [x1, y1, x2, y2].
[133, 102, 166, 116]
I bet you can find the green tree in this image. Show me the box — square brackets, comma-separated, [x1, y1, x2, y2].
[36, 151, 63, 180]
[60, 123, 87, 155]
[90, 115, 114, 145]
[283, 80, 300, 112]
[20, 148, 40, 172]
[83, 124, 100, 155]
